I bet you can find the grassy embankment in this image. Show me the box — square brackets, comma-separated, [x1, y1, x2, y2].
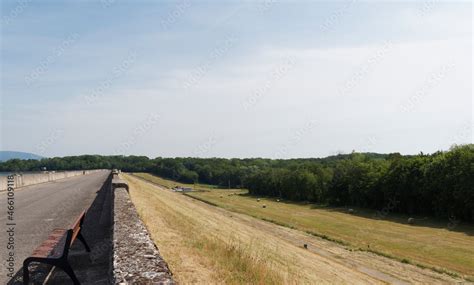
[124, 173, 286, 284]
[132, 172, 474, 280]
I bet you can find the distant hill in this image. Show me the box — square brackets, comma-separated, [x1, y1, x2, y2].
[0, 151, 43, 162]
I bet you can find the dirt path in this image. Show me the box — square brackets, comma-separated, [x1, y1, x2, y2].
[125, 174, 464, 284]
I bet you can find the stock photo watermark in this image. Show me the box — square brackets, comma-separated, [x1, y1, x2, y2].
[258, 0, 278, 13]
[1, 0, 32, 26]
[400, 62, 455, 113]
[161, 0, 191, 31]
[354, 197, 399, 246]
[183, 34, 238, 90]
[243, 55, 296, 111]
[5, 175, 16, 278]
[25, 33, 80, 86]
[100, 0, 117, 9]
[84, 50, 137, 105]
[27, 187, 85, 241]
[339, 40, 393, 97]
[451, 122, 473, 147]
[357, 136, 378, 153]
[274, 120, 318, 158]
[417, 0, 438, 17]
[193, 135, 218, 157]
[35, 129, 64, 157]
[114, 113, 161, 155]
[320, 0, 357, 35]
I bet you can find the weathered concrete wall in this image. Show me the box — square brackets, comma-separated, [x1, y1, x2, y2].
[112, 177, 174, 284]
[0, 170, 106, 191]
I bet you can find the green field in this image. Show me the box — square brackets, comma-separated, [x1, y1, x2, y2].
[133, 173, 474, 280]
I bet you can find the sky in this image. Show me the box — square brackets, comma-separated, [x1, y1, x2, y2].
[0, 0, 472, 159]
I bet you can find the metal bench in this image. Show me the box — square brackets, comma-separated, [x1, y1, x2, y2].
[23, 211, 91, 285]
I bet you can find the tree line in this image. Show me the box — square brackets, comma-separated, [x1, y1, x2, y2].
[0, 145, 472, 221]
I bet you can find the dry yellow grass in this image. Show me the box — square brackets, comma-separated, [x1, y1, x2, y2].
[185, 188, 474, 279]
[126, 173, 469, 284]
[125, 174, 284, 284]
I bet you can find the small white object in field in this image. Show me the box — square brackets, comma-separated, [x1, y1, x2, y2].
[277, 199, 280, 202]
[408, 217, 415, 224]
[257, 198, 260, 202]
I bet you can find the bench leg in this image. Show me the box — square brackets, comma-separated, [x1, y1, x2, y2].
[58, 262, 80, 285]
[77, 232, 91, 252]
[23, 258, 31, 284]
[23, 257, 80, 285]
[23, 257, 54, 284]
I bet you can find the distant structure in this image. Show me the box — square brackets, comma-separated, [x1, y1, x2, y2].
[172, 186, 193, 192]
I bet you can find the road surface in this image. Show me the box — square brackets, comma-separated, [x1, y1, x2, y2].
[0, 171, 110, 283]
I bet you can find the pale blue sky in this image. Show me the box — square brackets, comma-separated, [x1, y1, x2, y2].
[0, 1, 472, 158]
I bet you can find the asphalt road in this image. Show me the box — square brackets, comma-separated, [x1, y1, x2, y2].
[0, 171, 110, 283]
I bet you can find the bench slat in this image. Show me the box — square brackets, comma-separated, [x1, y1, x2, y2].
[71, 210, 85, 230]
[31, 229, 67, 258]
[71, 226, 81, 245]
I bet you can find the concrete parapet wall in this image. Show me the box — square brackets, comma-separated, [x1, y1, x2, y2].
[112, 176, 174, 284]
[112, 177, 129, 192]
[0, 169, 107, 191]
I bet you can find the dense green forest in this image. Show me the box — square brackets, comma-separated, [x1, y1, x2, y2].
[1, 145, 472, 222]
